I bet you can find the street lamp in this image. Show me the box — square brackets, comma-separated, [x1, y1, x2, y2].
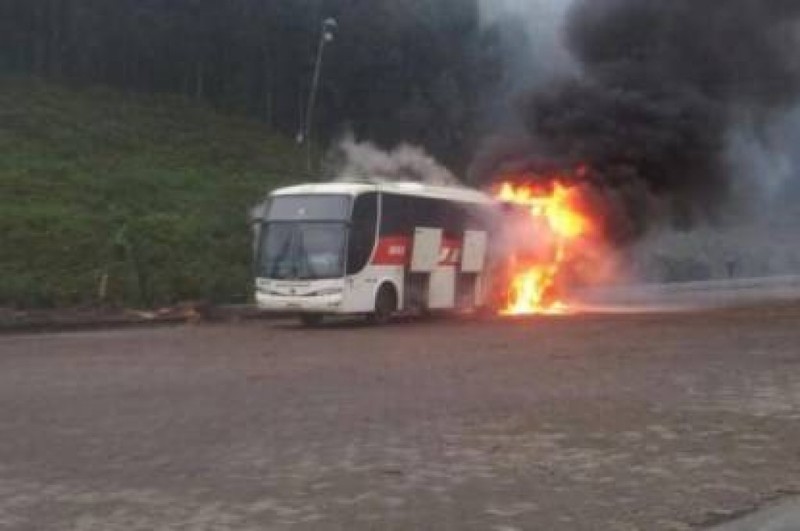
[304, 17, 337, 174]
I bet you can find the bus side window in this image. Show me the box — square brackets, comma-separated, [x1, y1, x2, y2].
[380, 194, 394, 236]
[348, 193, 378, 275]
[412, 197, 443, 229]
[380, 194, 413, 236]
[442, 202, 467, 239]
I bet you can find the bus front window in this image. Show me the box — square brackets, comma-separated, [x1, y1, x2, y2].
[294, 223, 346, 279]
[259, 223, 294, 279]
[258, 222, 346, 280]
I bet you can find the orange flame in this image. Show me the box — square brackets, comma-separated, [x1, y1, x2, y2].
[495, 180, 592, 316]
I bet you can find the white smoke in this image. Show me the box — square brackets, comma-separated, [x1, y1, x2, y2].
[632, 105, 800, 282]
[631, 223, 800, 283]
[727, 105, 800, 205]
[634, 106, 800, 283]
[328, 136, 462, 187]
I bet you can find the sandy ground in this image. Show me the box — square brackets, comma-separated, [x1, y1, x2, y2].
[1, 303, 799, 530]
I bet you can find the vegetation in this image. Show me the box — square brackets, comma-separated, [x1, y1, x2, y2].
[0, 0, 501, 171]
[0, 78, 305, 308]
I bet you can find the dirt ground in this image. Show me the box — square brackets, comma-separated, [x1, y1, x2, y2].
[1, 303, 799, 530]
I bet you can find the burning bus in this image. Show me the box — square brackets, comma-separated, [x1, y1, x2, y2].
[253, 174, 603, 325]
[252, 182, 502, 325]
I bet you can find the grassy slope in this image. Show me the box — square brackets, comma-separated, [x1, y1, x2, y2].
[0, 78, 306, 308]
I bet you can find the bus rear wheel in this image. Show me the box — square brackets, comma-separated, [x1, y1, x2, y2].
[299, 314, 324, 327]
[368, 284, 397, 325]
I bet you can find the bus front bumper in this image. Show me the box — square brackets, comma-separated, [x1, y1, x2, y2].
[255, 292, 344, 313]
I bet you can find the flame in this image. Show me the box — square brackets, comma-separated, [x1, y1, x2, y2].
[495, 180, 592, 316]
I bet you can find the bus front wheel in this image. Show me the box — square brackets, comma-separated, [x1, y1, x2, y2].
[369, 284, 397, 325]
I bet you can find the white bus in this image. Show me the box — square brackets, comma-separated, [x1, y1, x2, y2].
[253, 181, 501, 325]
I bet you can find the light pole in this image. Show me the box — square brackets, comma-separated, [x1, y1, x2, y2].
[304, 17, 337, 175]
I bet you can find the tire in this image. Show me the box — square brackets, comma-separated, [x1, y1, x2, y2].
[299, 314, 324, 327]
[368, 284, 397, 325]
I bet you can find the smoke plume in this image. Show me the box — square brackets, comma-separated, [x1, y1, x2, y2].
[472, 0, 800, 246]
[327, 136, 461, 187]
[477, 0, 576, 108]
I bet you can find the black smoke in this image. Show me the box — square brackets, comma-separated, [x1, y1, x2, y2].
[472, 0, 800, 244]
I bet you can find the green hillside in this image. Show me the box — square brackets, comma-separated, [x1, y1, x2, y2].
[0, 78, 306, 308]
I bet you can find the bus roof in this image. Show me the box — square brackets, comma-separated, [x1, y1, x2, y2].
[270, 181, 494, 205]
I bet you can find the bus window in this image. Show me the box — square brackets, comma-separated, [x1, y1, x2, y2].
[257, 222, 347, 280]
[441, 201, 467, 238]
[380, 194, 413, 236]
[295, 223, 347, 279]
[258, 223, 295, 279]
[347, 193, 378, 274]
[378, 194, 493, 240]
[411, 197, 441, 229]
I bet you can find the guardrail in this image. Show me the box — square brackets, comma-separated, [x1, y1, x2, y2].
[576, 275, 800, 309]
[578, 276, 800, 306]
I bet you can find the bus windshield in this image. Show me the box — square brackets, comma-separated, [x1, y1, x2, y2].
[258, 222, 347, 280]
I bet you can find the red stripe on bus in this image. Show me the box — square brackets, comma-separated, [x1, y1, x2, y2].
[372, 236, 411, 266]
[372, 235, 464, 267]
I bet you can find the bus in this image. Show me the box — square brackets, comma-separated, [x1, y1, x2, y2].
[252, 181, 502, 325]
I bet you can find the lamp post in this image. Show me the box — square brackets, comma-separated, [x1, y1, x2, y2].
[304, 17, 337, 174]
